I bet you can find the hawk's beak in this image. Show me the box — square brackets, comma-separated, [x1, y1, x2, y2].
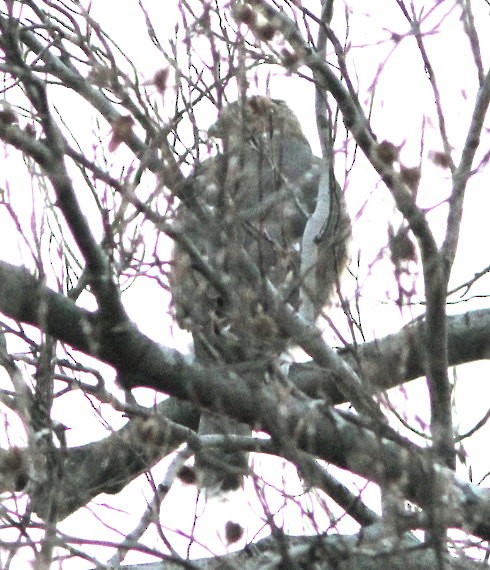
[207, 121, 221, 138]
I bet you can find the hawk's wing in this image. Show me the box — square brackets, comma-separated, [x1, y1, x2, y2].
[171, 133, 323, 362]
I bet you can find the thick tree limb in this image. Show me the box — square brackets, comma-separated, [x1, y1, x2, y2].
[1, 261, 490, 538]
[88, 528, 489, 570]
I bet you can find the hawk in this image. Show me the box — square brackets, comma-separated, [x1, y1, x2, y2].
[170, 96, 350, 492]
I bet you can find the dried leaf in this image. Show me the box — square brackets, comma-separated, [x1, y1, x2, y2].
[376, 140, 399, 165]
[109, 115, 134, 152]
[225, 521, 244, 544]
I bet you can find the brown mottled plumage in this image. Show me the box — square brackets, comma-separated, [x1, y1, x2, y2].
[170, 96, 350, 492]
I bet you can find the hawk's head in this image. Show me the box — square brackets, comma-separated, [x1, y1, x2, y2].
[209, 96, 306, 144]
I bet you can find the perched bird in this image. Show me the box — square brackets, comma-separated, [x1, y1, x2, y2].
[170, 96, 350, 493]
